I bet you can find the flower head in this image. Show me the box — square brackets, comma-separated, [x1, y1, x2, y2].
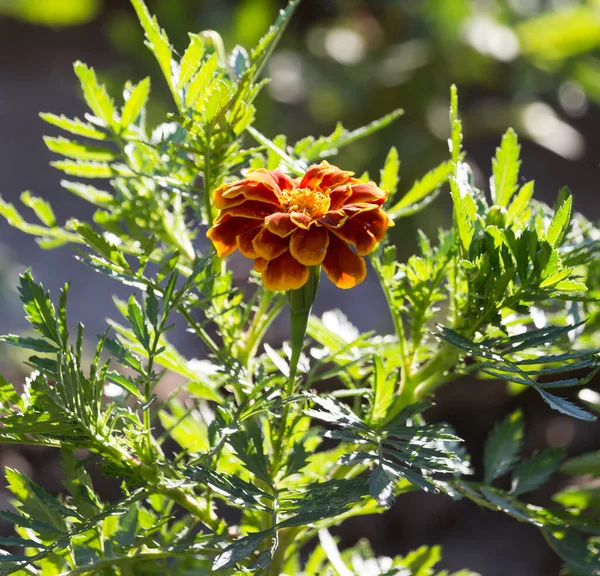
[206, 161, 393, 291]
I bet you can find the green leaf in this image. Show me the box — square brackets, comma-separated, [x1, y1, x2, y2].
[44, 136, 116, 162]
[400, 545, 442, 576]
[129, 0, 179, 108]
[20, 191, 56, 227]
[18, 271, 60, 344]
[483, 410, 524, 483]
[370, 355, 395, 425]
[39, 113, 107, 140]
[449, 176, 476, 252]
[177, 33, 205, 89]
[379, 146, 400, 198]
[61, 181, 113, 205]
[251, 0, 301, 81]
[75, 222, 129, 269]
[449, 84, 462, 164]
[186, 52, 219, 109]
[212, 530, 272, 571]
[510, 448, 564, 496]
[389, 160, 452, 218]
[73, 61, 117, 130]
[106, 371, 143, 400]
[547, 192, 572, 247]
[0, 335, 58, 353]
[303, 109, 404, 163]
[507, 180, 534, 225]
[51, 160, 113, 179]
[561, 451, 600, 476]
[369, 464, 395, 507]
[535, 387, 596, 421]
[491, 128, 521, 207]
[121, 77, 150, 128]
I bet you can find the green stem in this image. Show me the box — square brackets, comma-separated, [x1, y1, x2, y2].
[272, 267, 319, 471]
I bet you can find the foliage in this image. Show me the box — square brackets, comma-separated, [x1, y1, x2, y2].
[0, 1, 600, 575]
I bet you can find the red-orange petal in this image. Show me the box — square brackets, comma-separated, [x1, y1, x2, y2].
[354, 208, 391, 242]
[347, 182, 388, 206]
[299, 161, 354, 190]
[289, 225, 329, 266]
[265, 212, 297, 237]
[318, 209, 348, 228]
[270, 169, 295, 192]
[322, 233, 367, 289]
[253, 258, 268, 272]
[237, 225, 263, 258]
[329, 218, 377, 256]
[262, 251, 309, 291]
[252, 227, 290, 261]
[343, 203, 378, 218]
[329, 185, 353, 210]
[206, 214, 262, 258]
[290, 212, 312, 229]
[222, 200, 277, 220]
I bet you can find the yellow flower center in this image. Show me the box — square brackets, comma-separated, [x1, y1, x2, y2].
[281, 187, 331, 219]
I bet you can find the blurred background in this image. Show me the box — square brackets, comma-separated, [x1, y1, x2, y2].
[1, 1, 600, 574]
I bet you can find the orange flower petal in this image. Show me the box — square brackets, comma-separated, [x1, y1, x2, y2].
[253, 257, 268, 272]
[265, 212, 297, 237]
[222, 200, 277, 220]
[343, 203, 379, 218]
[290, 212, 312, 229]
[290, 225, 330, 266]
[347, 183, 388, 206]
[262, 251, 309, 291]
[252, 227, 290, 261]
[318, 210, 348, 228]
[299, 161, 353, 190]
[206, 214, 262, 257]
[354, 209, 391, 242]
[270, 169, 295, 192]
[322, 233, 367, 289]
[237, 225, 263, 258]
[329, 185, 353, 210]
[214, 186, 248, 210]
[329, 218, 377, 256]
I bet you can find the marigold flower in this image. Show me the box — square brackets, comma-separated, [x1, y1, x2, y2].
[206, 161, 393, 291]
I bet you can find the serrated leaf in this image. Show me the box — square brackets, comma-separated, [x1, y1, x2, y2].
[61, 181, 113, 205]
[449, 177, 476, 252]
[491, 128, 521, 207]
[510, 448, 564, 496]
[389, 160, 452, 218]
[547, 192, 572, 247]
[106, 371, 143, 400]
[121, 77, 150, 128]
[129, 0, 179, 108]
[20, 191, 56, 227]
[40, 112, 107, 140]
[507, 180, 534, 225]
[212, 530, 272, 571]
[449, 84, 462, 164]
[251, 0, 301, 81]
[369, 465, 395, 507]
[0, 335, 58, 353]
[18, 271, 60, 344]
[75, 223, 129, 269]
[370, 355, 395, 425]
[44, 136, 116, 162]
[186, 52, 219, 109]
[51, 160, 113, 179]
[483, 410, 524, 483]
[177, 34, 204, 89]
[73, 61, 117, 131]
[535, 387, 596, 421]
[379, 146, 400, 198]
